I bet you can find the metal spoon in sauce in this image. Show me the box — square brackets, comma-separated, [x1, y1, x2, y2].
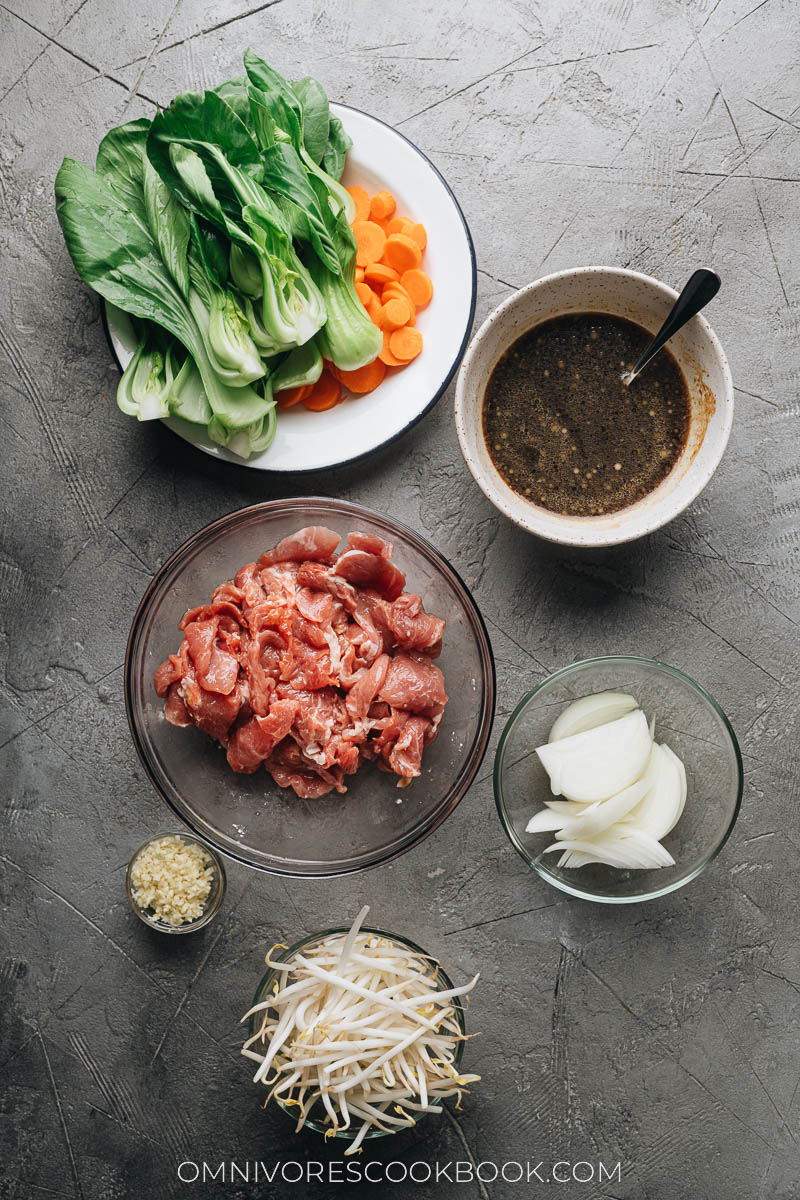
[621, 268, 721, 386]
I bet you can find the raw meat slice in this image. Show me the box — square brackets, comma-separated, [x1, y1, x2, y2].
[183, 618, 239, 695]
[379, 653, 448, 714]
[164, 682, 191, 726]
[295, 587, 336, 625]
[285, 686, 346, 748]
[388, 594, 445, 653]
[179, 600, 243, 628]
[297, 565, 383, 664]
[388, 715, 432, 778]
[227, 699, 299, 773]
[180, 667, 243, 741]
[266, 738, 347, 797]
[371, 706, 411, 756]
[258, 526, 341, 567]
[154, 653, 183, 698]
[345, 653, 390, 721]
[332, 549, 406, 601]
[345, 531, 394, 558]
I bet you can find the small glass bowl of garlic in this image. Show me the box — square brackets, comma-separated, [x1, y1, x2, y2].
[126, 832, 226, 932]
[494, 656, 743, 903]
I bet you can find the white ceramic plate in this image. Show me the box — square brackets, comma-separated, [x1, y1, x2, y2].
[104, 102, 476, 472]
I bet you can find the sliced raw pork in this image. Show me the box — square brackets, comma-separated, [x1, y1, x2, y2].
[153, 526, 448, 797]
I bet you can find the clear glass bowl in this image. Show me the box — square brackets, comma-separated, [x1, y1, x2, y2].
[247, 927, 466, 1143]
[125, 832, 226, 933]
[125, 498, 495, 877]
[495, 656, 743, 903]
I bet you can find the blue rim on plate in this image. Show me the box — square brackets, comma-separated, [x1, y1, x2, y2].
[102, 102, 477, 475]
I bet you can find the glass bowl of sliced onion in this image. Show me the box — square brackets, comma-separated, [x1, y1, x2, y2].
[495, 656, 743, 903]
[241, 908, 479, 1153]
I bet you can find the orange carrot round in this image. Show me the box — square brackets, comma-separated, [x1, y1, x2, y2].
[382, 233, 422, 273]
[355, 266, 365, 283]
[369, 190, 397, 221]
[406, 222, 427, 251]
[379, 296, 413, 330]
[276, 383, 312, 409]
[337, 357, 386, 394]
[355, 281, 373, 308]
[302, 369, 341, 411]
[378, 331, 407, 367]
[389, 327, 423, 362]
[364, 262, 400, 287]
[382, 281, 416, 312]
[346, 186, 370, 223]
[382, 296, 415, 326]
[400, 268, 433, 309]
[386, 216, 412, 237]
[364, 290, 383, 324]
[353, 220, 386, 267]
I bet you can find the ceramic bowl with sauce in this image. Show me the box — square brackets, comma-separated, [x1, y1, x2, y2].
[454, 267, 733, 546]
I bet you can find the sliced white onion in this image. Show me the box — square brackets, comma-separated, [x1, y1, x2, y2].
[621, 829, 676, 867]
[557, 849, 594, 869]
[543, 834, 637, 870]
[528, 695, 688, 873]
[555, 774, 650, 841]
[544, 828, 675, 870]
[624, 743, 681, 841]
[545, 799, 591, 815]
[662, 744, 687, 833]
[548, 691, 638, 743]
[536, 709, 652, 803]
[525, 808, 567, 834]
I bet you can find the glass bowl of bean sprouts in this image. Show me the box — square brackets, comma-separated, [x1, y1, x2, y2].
[241, 912, 478, 1153]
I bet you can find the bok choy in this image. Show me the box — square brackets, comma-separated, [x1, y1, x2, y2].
[55, 50, 377, 459]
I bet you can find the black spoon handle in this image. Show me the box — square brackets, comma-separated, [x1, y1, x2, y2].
[629, 268, 721, 382]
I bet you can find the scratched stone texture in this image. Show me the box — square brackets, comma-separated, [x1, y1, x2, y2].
[1, 0, 799, 1197]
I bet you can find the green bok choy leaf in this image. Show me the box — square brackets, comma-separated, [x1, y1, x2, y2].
[55, 157, 273, 437]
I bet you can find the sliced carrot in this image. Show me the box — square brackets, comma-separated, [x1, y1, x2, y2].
[364, 289, 383, 324]
[275, 383, 312, 409]
[355, 266, 365, 283]
[352, 220, 386, 267]
[406, 222, 427, 251]
[382, 281, 416, 312]
[400, 268, 433, 309]
[337, 358, 386, 394]
[389, 327, 423, 362]
[302, 368, 341, 411]
[386, 216, 412, 236]
[378, 330, 407, 367]
[364, 262, 400, 287]
[346, 186, 370, 223]
[379, 296, 413, 330]
[382, 233, 422, 273]
[382, 297, 415, 326]
[381, 294, 415, 325]
[355, 281, 373, 308]
[369, 190, 396, 221]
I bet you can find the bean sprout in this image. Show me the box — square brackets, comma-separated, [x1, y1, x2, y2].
[241, 907, 480, 1152]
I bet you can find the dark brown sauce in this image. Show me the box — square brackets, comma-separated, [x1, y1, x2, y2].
[483, 313, 691, 516]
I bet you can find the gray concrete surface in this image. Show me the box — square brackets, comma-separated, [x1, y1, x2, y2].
[2, 0, 799, 1196]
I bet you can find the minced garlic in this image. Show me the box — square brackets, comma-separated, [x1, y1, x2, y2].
[130, 835, 213, 927]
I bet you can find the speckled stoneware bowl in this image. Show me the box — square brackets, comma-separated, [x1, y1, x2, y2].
[454, 266, 733, 547]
